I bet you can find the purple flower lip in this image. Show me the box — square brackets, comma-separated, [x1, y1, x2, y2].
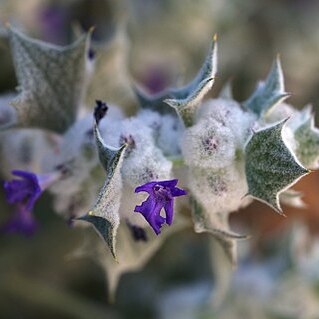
[134, 179, 187, 235]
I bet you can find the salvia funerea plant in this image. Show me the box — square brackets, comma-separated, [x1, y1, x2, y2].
[0, 26, 318, 297]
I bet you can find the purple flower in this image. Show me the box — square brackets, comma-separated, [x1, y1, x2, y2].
[2, 170, 61, 236]
[0, 204, 37, 236]
[126, 221, 148, 242]
[4, 170, 42, 211]
[3, 170, 59, 211]
[134, 179, 187, 235]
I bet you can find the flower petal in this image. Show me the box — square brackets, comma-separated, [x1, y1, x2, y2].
[12, 170, 39, 185]
[171, 187, 187, 197]
[164, 200, 174, 225]
[134, 196, 165, 235]
[156, 179, 178, 188]
[135, 182, 157, 194]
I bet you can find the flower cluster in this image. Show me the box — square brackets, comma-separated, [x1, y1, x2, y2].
[0, 25, 318, 297]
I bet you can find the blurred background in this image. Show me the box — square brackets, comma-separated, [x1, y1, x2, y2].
[1, 0, 319, 318]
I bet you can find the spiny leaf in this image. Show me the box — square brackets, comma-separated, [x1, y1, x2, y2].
[190, 197, 246, 266]
[76, 116, 127, 259]
[170, 34, 217, 98]
[6, 26, 91, 133]
[294, 115, 319, 169]
[243, 57, 290, 117]
[165, 77, 214, 127]
[245, 119, 309, 214]
[77, 215, 115, 256]
[134, 35, 217, 125]
[93, 115, 127, 180]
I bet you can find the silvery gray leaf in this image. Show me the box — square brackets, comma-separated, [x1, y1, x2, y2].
[245, 119, 309, 214]
[243, 57, 290, 117]
[134, 35, 217, 125]
[76, 118, 127, 259]
[7, 26, 91, 133]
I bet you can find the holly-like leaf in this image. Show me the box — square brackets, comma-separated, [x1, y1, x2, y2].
[5, 26, 91, 133]
[190, 197, 246, 266]
[134, 35, 217, 126]
[294, 115, 319, 169]
[165, 77, 214, 127]
[245, 120, 309, 214]
[93, 114, 126, 180]
[76, 116, 127, 259]
[170, 34, 217, 99]
[243, 57, 290, 117]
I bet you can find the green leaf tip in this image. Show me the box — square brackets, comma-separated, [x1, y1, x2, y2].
[134, 36, 217, 126]
[8, 26, 92, 133]
[164, 77, 214, 127]
[93, 117, 127, 180]
[77, 214, 117, 259]
[243, 57, 290, 117]
[245, 119, 309, 214]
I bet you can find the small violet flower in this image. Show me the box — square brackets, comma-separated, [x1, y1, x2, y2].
[2, 170, 61, 235]
[4, 170, 42, 211]
[126, 221, 148, 242]
[134, 179, 187, 235]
